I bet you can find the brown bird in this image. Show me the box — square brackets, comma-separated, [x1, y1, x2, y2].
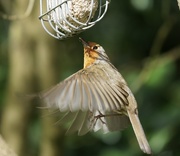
[38, 38, 152, 154]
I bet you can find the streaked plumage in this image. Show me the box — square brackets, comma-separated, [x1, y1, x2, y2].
[38, 38, 152, 154]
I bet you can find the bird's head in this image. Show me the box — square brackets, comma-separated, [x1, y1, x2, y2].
[79, 38, 109, 68]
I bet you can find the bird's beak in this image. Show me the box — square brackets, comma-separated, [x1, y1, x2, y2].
[79, 37, 88, 47]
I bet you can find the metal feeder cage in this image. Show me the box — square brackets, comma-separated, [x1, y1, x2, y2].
[39, 0, 110, 39]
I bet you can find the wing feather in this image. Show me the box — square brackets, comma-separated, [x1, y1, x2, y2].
[90, 74, 114, 111]
[101, 82, 121, 110]
[59, 81, 74, 111]
[57, 111, 77, 124]
[80, 74, 92, 111]
[68, 74, 82, 112]
[110, 84, 128, 105]
[82, 74, 100, 111]
[78, 112, 91, 135]
[66, 111, 86, 134]
[86, 74, 106, 111]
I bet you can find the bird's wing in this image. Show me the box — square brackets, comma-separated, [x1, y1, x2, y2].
[38, 68, 129, 113]
[38, 68, 131, 134]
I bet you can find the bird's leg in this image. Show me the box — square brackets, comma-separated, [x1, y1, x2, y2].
[94, 111, 123, 125]
[91, 111, 126, 130]
[94, 111, 106, 124]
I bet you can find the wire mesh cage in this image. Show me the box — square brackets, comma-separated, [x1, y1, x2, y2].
[39, 0, 110, 39]
[178, 0, 180, 9]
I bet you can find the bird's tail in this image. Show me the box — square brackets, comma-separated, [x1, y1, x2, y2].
[127, 110, 152, 154]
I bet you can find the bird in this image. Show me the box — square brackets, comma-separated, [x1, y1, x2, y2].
[37, 38, 152, 154]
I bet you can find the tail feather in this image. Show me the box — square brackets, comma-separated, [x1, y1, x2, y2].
[127, 110, 152, 154]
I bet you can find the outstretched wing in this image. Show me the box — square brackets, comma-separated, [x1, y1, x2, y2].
[38, 67, 130, 135]
[38, 67, 129, 113]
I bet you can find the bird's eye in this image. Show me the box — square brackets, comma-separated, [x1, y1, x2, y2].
[93, 46, 98, 50]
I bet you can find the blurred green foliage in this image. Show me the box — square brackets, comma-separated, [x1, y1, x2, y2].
[0, 0, 180, 156]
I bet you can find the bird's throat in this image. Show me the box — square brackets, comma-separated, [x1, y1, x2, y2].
[83, 51, 99, 68]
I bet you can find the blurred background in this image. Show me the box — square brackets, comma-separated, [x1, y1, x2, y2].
[0, 0, 180, 156]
